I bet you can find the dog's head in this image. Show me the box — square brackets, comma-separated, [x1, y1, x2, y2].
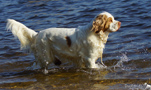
[92, 12, 121, 33]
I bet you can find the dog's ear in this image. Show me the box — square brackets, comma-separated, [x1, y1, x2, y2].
[91, 14, 108, 33]
[104, 17, 113, 31]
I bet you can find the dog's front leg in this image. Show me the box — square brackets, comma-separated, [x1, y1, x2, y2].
[85, 58, 99, 68]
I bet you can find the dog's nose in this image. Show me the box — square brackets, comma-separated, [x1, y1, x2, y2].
[118, 21, 121, 27]
[116, 21, 121, 31]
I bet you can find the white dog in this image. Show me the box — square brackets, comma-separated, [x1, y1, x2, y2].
[6, 12, 121, 69]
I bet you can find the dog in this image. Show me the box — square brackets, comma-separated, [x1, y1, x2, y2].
[6, 12, 121, 69]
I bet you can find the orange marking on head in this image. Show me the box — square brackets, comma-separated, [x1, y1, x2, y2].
[92, 14, 113, 33]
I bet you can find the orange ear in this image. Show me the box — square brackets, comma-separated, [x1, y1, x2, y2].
[91, 14, 107, 33]
[104, 17, 113, 31]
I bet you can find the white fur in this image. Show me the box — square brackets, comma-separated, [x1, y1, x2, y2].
[6, 12, 121, 69]
[6, 19, 37, 50]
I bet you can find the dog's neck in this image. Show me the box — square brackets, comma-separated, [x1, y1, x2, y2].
[98, 31, 110, 44]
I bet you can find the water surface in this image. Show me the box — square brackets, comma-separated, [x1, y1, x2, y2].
[1, 0, 151, 89]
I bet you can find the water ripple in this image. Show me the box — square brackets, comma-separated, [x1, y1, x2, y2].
[1, 0, 151, 89]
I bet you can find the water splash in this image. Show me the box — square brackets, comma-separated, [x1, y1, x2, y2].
[125, 83, 151, 90]
[113, 53, 132, 71]
[42, 68, 49, 74]
[95, 62, 107, 70]
[144, 83, 151, 90]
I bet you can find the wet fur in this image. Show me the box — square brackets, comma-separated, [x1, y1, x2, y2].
[6, 12, 121, 69]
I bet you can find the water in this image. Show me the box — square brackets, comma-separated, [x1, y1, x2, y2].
[1, 0, 151, 89]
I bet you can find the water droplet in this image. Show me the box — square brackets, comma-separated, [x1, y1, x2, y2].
[43, 68, 48, 74]
[83, 40, 86, 44]
[46, 61, 49, 65]
[69, 49, 73, 52]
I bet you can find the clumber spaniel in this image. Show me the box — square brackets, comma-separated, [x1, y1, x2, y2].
[6, 12, 121, 69]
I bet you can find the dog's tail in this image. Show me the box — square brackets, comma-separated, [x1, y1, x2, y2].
[6, 19, 38, 50]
